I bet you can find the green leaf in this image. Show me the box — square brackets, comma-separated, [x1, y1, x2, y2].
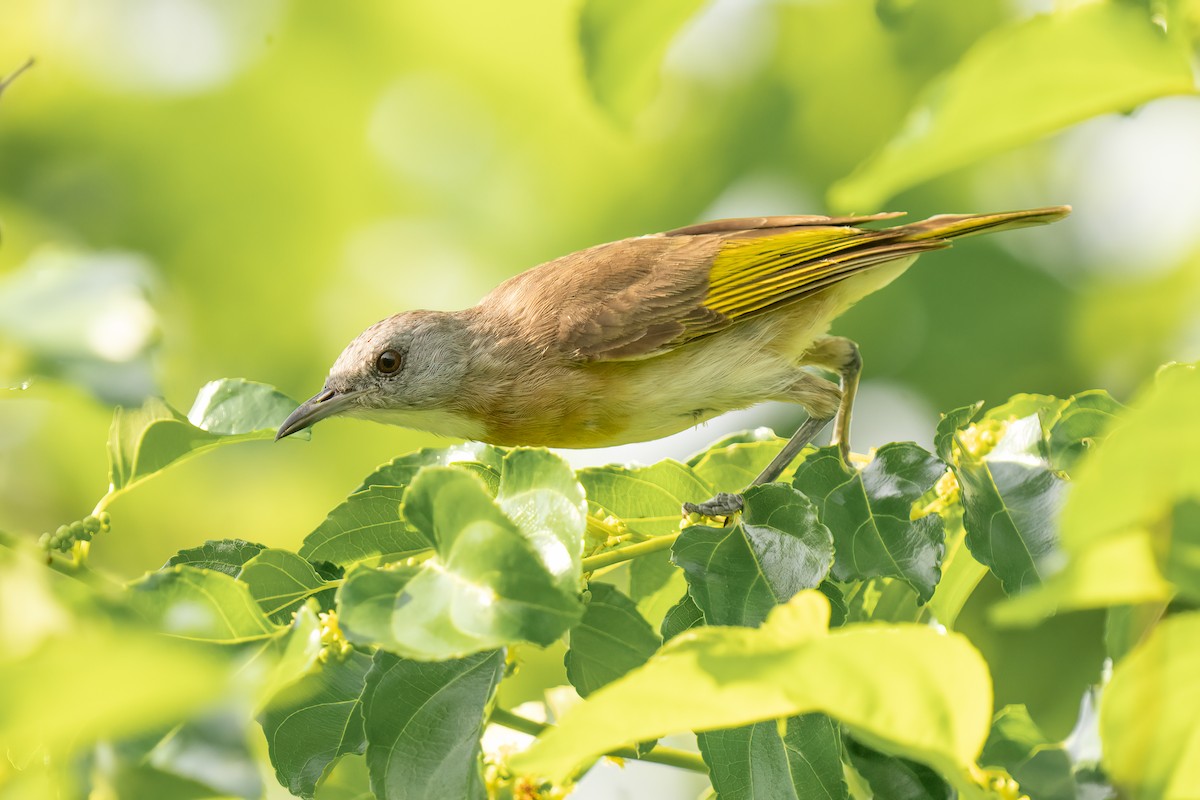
[689, 431, 791, 493]
[510, 590, 992, 786]
[578, 460, 713, 537]
[0, 627, 230, 758]
[337, 468, 582, 659]
[107, 379, 304, 495]
[362, 650, 503, 800]
[829, 2, 1196, 210]
[1101, 611, 1200, 799]
[982, 394, 1069, 426]
[934, 402, 983, 464]
[845, 737, 952, 800]
[239, 549, 334, 624]
[352, 443, 504, 494]
[993, 364, 1198, 622]
[673, 483, 834, 626]
[1166, 500, 1200, 600]
[128, 565, 279, 643]
[140, 708, 263, 800]
[698, 714, 848, 800]
[979, 705, 1075, 800]
[629, 546, 680, 605]
[661, 590, 705, 641]
[164, 539, 265, 577]
[1045, 390, 1124, 474]
[254, 604, 325, 707]
[926, 506, 987, 630]
[577, 0, 707, 125]
[564, 583, 660, 697]
[260, 650, 373, 800]
[496, 448, 587, 592]
[793, 444, 947, 602]
[958, 416, 1068, 595]
[299, 485, 430, 568]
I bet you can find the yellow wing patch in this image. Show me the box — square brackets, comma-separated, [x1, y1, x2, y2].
[702, 227, 943, 322]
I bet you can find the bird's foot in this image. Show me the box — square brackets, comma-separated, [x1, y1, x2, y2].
[682, 492, 744, 521]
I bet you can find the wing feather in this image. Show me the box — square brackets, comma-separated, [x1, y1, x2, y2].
[558, 207, 1068, 362]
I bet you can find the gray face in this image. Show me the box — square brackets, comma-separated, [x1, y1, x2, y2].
[276, 310, 470, 440]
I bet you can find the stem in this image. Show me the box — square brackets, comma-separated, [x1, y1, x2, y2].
[0, 57, 34, 94]
[581, 532, 680, 572]
[488, 708, 709, 775]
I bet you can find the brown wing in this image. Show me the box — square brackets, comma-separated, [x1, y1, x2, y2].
[485, 208, 1068, 362]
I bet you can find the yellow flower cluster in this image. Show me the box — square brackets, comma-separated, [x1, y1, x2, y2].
[914, 469, 961, 519]
[483, 761, 571, 799]
[969, 764, 1029, 800]
[317, 610, 353, 663]
[585, 507, 631, 557]
[956, 418, 1009, 461]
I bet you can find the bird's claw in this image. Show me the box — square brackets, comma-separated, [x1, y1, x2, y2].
[682, 492, 745, 521]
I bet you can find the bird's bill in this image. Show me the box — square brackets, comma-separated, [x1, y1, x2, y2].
[276, 387, 363, 440]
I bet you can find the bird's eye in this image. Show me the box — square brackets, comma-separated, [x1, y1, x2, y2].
[376, 349, 403, 375]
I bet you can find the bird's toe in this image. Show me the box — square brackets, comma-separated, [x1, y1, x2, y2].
[682, 492, 745, 520]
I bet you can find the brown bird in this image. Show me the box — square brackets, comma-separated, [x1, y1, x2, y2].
[278, 206, 1069, 515]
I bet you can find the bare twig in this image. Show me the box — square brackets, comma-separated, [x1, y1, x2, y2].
[0, 57, 35, 100]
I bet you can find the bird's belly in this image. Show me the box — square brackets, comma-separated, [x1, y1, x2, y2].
[491, 319, 814, 449]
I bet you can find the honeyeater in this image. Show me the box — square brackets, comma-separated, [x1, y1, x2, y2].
[277, 206, 1069, 515]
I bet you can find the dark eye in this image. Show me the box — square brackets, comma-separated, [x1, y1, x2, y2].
[376, 349, 402, 375]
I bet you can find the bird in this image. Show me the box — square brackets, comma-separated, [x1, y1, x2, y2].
[277, 206, 1069, 516]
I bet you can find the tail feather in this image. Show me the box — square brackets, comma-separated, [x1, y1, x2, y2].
[897, 205, 1071, 242]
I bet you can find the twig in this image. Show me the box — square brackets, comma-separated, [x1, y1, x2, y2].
[488, 707, 709, 774]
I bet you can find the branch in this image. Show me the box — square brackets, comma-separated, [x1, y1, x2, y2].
[0, 58, 35, 98]
[581, 531, 680, 571]
[488, 707, 709, 774]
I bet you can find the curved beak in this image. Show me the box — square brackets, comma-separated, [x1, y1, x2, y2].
[276, 387, 362, 440]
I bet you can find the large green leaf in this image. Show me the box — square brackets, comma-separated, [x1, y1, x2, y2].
[844, 738, 952, 800]
[579, 460, 713, 537]
[577, 0, 708, 124]
[926, 507, 987, 630]
[239, 548, 334, 624]
[135, 707, 263, 800]
[260, 650, 373, 800]
[957, 415, 1068, 595]
[1101, 611, 1200, 799]
[299, 485, 429, 568]
[979, 705, 1075, 800]
[510, 590, 992, 786]
[128, 565, 279, 643]
[496, 448, 587, 592]
[564, 582, 661, 697]
[661, 590, 705, 641]
[673, 483, 834, 626]
[793, 444, 946, 602]
[934, 403, 984, 464]
[337, 468, 582, 659]
[698, 714, 848, 800]
[107, 379, 304, 496]
[164, 539, 265, 577]
[362, 650, 504, 800]
[352, 443, 504, 494]
[829, 1, 1197, 210]
[1044, 390, 1124, 474]
[0, 629, 229, 757]
[1060, 363, 1200, 549]
[995, 365, 1200, 622]
[688, 430, 792, 493]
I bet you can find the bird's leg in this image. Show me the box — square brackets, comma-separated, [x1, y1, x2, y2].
[681, 372, 841, 519]
[796, 336, 862, 463]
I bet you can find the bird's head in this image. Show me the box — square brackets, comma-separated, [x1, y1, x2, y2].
[276, 310, 474, 440]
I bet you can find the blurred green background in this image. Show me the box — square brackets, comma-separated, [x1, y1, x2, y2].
[1, 0, 1198, 587]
